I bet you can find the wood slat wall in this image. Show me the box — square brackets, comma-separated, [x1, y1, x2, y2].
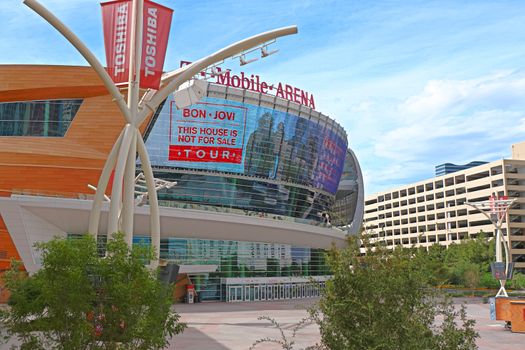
[0, 65, 156, 279]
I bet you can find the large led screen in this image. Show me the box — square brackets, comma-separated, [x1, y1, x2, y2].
[145, 96, 347, 194]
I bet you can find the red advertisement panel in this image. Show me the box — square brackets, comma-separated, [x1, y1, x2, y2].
[101, 0, 133, 84]
[140, 0, 173, 89]
[169, 145, 243, 164]
[168, 101, 248, 168]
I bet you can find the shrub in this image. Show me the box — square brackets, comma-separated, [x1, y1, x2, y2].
[479, 272, 500, 289]
[462, 264, 481, 288]
[0, 233, 185, 350]
[509, 272, 525, 290]
[312, 236, 479, 350]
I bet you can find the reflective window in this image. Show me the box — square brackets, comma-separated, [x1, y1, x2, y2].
[333, 150, 361, 226]
[144, 95, 347, 195]
[142, 94, 348, 223]
[152, 171, 334, 222]
[156, 237, 329, 301]
[0, 99, 83, 137]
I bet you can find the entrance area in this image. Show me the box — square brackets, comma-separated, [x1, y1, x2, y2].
[222, 276, 328, 302]
[227, 285, 243, 302]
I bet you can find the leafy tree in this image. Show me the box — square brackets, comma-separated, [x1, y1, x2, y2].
[413, 233, 497, 288]
[509, 272, 525, 290]
[414, 244, 449, 286]
[0, 233, 185, 350]
[479, 272, 500, 289]
[311, 236, 478, 350]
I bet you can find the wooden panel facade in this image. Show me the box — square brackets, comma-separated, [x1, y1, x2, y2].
[0, 65, 156, 279]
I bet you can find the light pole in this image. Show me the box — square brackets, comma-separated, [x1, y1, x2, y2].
[466, 194, 516, 297]
[23, 0, 298, 268]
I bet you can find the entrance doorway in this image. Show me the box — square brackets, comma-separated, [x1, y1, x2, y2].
[228, 286, 243, 302]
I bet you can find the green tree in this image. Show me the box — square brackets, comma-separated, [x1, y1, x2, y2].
[0, 233, 185, 350]
[418, 243, 450, 286]
[311, 236, 478, 350]
[414, 233, 496, 288]
[509, 272, 525, 290]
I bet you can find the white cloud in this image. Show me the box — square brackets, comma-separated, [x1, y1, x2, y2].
[401, 71, 525, 118]
[364, 70, 525, 195]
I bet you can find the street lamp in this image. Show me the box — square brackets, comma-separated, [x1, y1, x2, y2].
[466, 194, 517, 297]
[23, 0, 298, 269]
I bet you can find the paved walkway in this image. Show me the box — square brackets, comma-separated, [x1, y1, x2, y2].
[1, 299, 523, 349]
[170, 299, 320, 350]
[458, 299, 524, 350]
[168, 298, 525, 350]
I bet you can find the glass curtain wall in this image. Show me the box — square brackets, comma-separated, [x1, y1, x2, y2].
[0, 99, 83, 137]
[157, 237, 329, 301]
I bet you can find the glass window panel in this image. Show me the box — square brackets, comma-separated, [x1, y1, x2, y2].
[0, 99, 83, 137]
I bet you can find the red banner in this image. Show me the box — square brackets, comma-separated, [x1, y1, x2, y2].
[140, 1, 173, 89]
[101, 0, 133, 85]
[169, 145, 243, 164]
[101, 0, 172, 89]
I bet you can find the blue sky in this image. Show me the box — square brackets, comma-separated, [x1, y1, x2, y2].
[1, 0, 525, 195]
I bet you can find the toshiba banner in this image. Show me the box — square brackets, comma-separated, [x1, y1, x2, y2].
[140, 1, 173, 89]
[101, 0, 173, 89]
[101, 0, 132, 84]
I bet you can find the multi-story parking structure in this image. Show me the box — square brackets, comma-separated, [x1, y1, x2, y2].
[364, 142, 525, 272]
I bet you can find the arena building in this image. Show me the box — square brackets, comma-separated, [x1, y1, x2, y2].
[0, 65, 364, 302]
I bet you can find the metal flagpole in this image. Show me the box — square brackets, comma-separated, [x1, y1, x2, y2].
[120, 0, 144, 246]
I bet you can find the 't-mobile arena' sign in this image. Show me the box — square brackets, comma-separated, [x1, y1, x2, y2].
[180, 61, 316, 110]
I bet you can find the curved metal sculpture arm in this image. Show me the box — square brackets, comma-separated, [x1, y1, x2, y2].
[138, 66, 186, 112]
[499, 198, 517, 272]
[465, 203, 494, 223]
[137, 25, 298, 124]
[497, 198, 517, 228]
[23, 0, 132, 124]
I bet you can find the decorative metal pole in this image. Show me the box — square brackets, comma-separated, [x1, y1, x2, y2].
[466, 194, 516, 297]
[24, 0, 297, 269]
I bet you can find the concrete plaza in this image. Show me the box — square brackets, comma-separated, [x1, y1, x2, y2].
[169, 298, 525, 350]
[1, 298, 523, 349]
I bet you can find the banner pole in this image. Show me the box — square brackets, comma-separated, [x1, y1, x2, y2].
[121, 0, 144, 245]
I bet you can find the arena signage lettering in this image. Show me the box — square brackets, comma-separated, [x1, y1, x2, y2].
[180, 61, 316, 110]
[113, 4, 129, 77]
[143, 7, 158, 77]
